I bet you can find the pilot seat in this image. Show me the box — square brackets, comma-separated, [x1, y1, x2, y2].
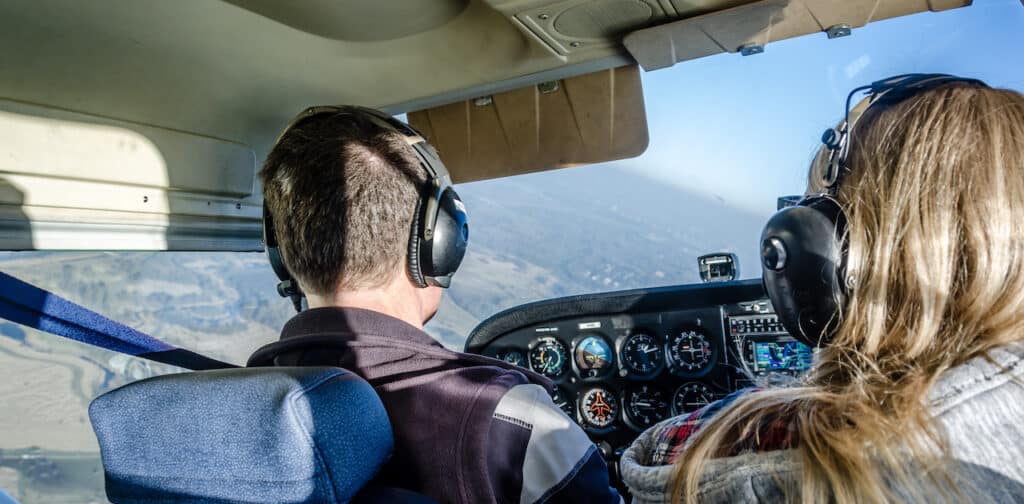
[88, 366, 429, 503]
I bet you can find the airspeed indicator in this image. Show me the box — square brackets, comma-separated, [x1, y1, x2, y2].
[529, 338, 568, 377]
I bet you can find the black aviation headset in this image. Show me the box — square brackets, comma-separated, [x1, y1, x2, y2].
[760, 74, 988, 348]
[263, 106, 469, 312]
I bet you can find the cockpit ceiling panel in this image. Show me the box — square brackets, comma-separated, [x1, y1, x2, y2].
[624, 0, 972, 71]
[0, 100, 262, 252]
[0, 0, 971, 162]
[221, 0, 472, 42]
[507, 0, 753, 56]
[0, 100, 255, 198]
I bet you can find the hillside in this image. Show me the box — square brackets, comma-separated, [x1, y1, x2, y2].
[426, 164, 764, 347]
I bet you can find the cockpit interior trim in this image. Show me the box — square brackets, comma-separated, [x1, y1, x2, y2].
[465, 278, 764, 353]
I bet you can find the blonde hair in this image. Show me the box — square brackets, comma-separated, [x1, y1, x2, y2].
[673, 83, 1024, 503]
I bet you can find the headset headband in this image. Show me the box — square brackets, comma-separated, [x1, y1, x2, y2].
[277, 106, 455, 243]
[275, 105, 451, 182]
[820, 73, 987, 193]
[763, 73, 989, 347]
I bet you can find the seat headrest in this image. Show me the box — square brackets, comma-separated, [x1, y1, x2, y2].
[89, 367, 393, 504]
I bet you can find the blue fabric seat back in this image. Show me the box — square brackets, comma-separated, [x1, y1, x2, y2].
[89, 367, 393, 504]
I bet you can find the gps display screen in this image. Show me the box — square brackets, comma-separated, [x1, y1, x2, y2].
[753, 340, 813, 371]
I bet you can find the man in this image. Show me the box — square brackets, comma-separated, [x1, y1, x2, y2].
[248, 107, 622, 503]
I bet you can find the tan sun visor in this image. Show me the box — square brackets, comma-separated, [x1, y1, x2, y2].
[623, 0, 971, 72]
[407, 65, 649, 183]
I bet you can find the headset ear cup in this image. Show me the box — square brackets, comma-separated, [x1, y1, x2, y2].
[407, 198, 428, 288]
[426, 188, 469, 283]
[760, 197, 847, 347]
[263, 202, 305, 311]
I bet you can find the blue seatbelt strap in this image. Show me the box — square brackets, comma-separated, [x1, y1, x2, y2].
[0, 486, 19, 504]
[0, 271, 236, 370]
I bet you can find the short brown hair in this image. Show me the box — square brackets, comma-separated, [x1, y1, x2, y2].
[261, 112, 426, 296]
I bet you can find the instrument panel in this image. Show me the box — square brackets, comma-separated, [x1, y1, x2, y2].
[479, 307, 731, 448]
[466, 279, 814, 459]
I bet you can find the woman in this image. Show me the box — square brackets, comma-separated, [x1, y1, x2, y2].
[622, 76, 1024, 503]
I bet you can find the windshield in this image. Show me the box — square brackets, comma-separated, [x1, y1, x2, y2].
[2, 2, 1023, 502]
[430, 0, 1024, 348]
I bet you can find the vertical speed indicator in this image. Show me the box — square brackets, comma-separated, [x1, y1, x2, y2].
[672, 382, 715, 415]
[622, 384, 669, 430]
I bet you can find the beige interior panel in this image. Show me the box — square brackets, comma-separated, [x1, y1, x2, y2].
[0, 0, 973, 156]
[700, 0, 817, 52]
[667, 0, 757, 16]
[802, 0, 967, 28]
[0, 101, 261, 251]
[408, 66, 648, 183]
[510, 0, 674, 56]
[799, 0, 880, 29]
[0, 0, 553, 162]
[0, 1, 974, 250]
[1, 100, 255, 197]
[222, 0, 471, 41]
[624, 0, 972, 71]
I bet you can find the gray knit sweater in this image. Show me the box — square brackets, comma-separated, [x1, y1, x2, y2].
[620, 342, 1024, 503]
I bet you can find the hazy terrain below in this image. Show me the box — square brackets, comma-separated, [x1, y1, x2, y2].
[0, 165, 765, 502]
[429, 164, 765, 347]
[0, 252, 292, 503]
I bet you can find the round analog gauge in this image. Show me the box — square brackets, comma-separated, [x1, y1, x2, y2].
[551, 387, 575, 418]
[620, 332, 663, 376]
[579, 387, 619, 430]
[529, 338, 569, 377]
[672, 382, 715, 415]
[622, 384, 669, 431]
[494, 349, 526, 368]
[574, 335, 614, 378]
[667, 329, 715, 375]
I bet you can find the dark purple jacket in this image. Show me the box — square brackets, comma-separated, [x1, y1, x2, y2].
[249, 307, 621, 504]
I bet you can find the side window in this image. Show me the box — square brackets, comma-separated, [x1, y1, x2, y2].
[0, 251, 290, 503]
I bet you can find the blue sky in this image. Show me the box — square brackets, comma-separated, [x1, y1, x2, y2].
[447, 1, 1024, 287]
[626, 0, 1024, 216]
